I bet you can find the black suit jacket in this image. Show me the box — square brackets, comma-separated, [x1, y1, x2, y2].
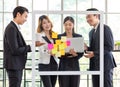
[3, 21, 31, 70]
[88, 24, 116, 71]
[58, 32, 84, 71]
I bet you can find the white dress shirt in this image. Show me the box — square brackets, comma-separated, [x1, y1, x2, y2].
[12, 20, 21, 30]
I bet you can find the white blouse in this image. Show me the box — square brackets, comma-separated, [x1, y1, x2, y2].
[36, 32, 58, 64]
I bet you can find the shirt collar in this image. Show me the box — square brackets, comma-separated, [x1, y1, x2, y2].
[94, 23, 99, 30]
[12, 20, 21, 30]
[40, 32, 46, 36]
[93, 22, 99, 32]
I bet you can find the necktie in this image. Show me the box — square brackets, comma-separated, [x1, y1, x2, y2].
[92, 29, 96, 39]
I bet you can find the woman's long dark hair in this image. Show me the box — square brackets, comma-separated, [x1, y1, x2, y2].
[63, 16, 75, 33]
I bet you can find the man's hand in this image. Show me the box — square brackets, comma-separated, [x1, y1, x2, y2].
[84, 43, 88, 51]
[84, 51, 94, 58]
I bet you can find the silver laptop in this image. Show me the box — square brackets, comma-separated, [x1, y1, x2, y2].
[65, 37, 84, 53]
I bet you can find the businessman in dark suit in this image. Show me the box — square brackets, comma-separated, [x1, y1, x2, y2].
[3, 6, 31, 87]
[84, 8, 117, 87]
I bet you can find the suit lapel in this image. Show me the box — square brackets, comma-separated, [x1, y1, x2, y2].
[18, 31, 26, 45]
[89, 29, 95, 42]
[11, 21, 26, 45]
[42, 36, 52, 44]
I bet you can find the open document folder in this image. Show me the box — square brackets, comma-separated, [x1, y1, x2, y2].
[65, 37, 84, 53]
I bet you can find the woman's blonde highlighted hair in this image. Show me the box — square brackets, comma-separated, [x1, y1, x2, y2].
[37, 15, 53, 37]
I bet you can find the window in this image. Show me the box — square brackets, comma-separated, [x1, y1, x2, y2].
[4, 0, 16, 12]
[0, 0, 120, 87]
[108, 0, 120, 12]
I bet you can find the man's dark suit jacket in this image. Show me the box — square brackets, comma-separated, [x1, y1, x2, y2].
[3, 21, 31, 70]
[88, 24, 117, 71]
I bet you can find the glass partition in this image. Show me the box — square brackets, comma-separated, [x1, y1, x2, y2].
[32, 11, 104, 87]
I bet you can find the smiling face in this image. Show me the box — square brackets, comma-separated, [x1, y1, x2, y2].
[37, 15, 53, 33]
[42, 18, 52, 31]
[86, 14, 99, 27]
[64, 20, 74, 33]
[15, 11, 28, 25]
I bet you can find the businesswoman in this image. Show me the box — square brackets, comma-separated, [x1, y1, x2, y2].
[36, 15, 58, 87]
[58, 16, 84, 87]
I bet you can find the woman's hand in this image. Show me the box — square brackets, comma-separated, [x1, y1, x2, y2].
[35, 41, 45, 47]
[48, 50, 55, 56]
[69, 49, 78, 57]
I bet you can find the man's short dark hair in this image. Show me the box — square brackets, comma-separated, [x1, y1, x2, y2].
[86, 8, 100, 19]
[13, 6, 29, 18]
[86, 8, 99, 11]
